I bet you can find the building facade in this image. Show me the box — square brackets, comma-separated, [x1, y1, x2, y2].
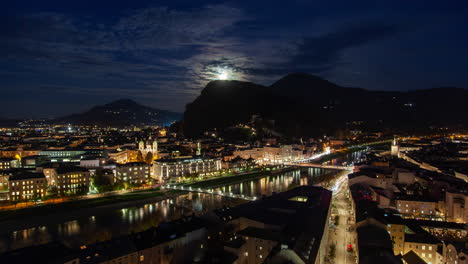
[0, 158, 20, 170]
[445, 192, 467, 223]
[138, 139, 158, 159]
[153, 158, 222, 182]
[8, 172, 47, 201]
[43, 166, 91, 195]
[116, 162, 151, 184]
[396, 198, 443, 220]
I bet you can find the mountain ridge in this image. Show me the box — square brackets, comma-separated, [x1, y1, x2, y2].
[183, 73, 467, 137]
[57, 99, 182, 127]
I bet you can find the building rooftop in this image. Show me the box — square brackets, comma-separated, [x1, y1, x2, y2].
[155, 157, 220, 163]
[56, 166, 90, 174]
[116, 162, 149, 167]
[223, 237, 246, 249]
[9, 172, 45, 181]
[357, 224, 402, 264]
[215, 186, 332, 263]
[401, 250, 427, 264]
[238, 227, 282, 242]
[0, 157, 16, 162]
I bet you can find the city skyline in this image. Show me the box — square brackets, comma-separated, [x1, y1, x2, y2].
[2, 0, 468, 118]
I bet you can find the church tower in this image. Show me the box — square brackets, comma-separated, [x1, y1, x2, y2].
[138, 140, 144, 151]
[153, 140, 158, 159]
[391, 136, 399, 156]
[138, 138, 158, 159]
[196, 141, 201, 156]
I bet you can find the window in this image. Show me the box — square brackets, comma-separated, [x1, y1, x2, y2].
[422, 246, 425, 250]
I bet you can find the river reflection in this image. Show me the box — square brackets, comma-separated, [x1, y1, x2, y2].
[0, 150, 366, 252]
[0, 193, 243, 252]
[216, 167, 337, 197]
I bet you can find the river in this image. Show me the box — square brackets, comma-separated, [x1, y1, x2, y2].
[0, 150, 366, 253]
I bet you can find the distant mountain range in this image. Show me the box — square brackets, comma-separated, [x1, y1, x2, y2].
[184, 73, 468, 137]
[56, 99, 182, 127]
[0, 117, 21, 127]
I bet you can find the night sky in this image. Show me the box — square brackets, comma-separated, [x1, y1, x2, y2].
[2, 0, 468, 118]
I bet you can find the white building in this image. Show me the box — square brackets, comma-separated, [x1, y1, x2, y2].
[153, 157, 222, 182]
[233, 145, 303, 165]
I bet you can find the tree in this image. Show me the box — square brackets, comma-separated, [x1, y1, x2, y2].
[46, 185, 58, 197]
[185, 173, 199, 181]
[136, 150, 144, 162]
[145, 152, 154, 164]
[92, 169, 113, 193]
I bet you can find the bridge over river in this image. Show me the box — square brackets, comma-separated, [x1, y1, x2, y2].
[163, 185, 258, 201]
[285, 162, 354, 170]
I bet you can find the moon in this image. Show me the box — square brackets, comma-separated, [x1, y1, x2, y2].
[217, 70, 229, 80]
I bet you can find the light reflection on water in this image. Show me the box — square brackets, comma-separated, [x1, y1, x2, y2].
[1, 150, 365, 252]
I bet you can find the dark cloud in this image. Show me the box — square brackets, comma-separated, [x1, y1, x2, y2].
[233, 22, 403, 79]
[291, 22, 401, 70]
[39, 86, 70, 92]
[2, 1, 468, 118]
[0, 4, 248, 116]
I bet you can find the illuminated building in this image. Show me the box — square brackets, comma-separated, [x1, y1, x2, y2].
[50, 166, 91, 195]
[138, 139, 158, 160]
[38, 149, 104, 162]
[445, 192, 468, 223]
[395, 197, 443, 220]
[116, 162, 151, 184]
[0, 157, 20, 170]
[108, 149, 137, 164]
[232, 145, 304, 165]
[153, 157, 222, 182]
[391, 137, 400, 156]
[8, 172, 47, 201]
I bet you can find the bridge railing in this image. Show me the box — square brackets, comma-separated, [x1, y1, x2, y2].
[162, 185, 257, 201]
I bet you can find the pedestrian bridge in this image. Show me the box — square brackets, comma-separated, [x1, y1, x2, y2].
[162, 185, 257, 201]
[285, 162, 354, 170]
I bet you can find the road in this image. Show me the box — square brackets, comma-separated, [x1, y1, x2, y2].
[326, 171, 357, 264]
